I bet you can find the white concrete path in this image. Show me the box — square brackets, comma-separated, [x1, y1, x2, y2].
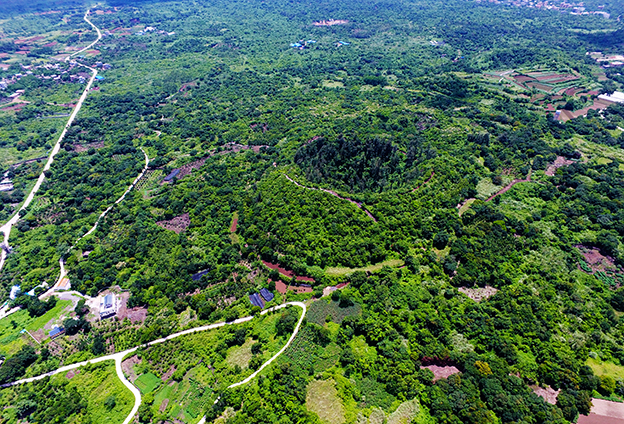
[0, 9, 103, 274]
[2, 302, 306, 424]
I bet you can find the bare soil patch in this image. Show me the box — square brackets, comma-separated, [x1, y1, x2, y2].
[530, 384, 559, 405]
[575, 245, 618, 272]
[65, 369, 80, 379]
[262, 260, 315, 283]
[313, 19, 348, 26]
[230, 216, 238, 233]
[578, 415, 624, 424]
[73, 141, 104, 152]
[584, 399, 624, 421]
[458, 286, 498, 302]
[117, 292, 148, 323]
[421, 365, 460, 381]
[545, 156, 574, 176]
[158, 398, 169, 413]
[122, 355, 142, 383]
[161, 365, 176, 382]
[156, 213, 190, 234]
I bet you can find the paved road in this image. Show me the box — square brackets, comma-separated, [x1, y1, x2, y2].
[0, 9, 103, 274]
[2, 302, 306, 424]
[53, 147, 150, 288]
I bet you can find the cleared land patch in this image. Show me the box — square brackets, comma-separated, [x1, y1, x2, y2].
[306, 379, 345, 424]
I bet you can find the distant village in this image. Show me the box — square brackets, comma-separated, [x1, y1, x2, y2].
[475, 0, 612, 18]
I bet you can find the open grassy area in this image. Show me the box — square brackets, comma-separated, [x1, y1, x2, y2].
[0, 299, 72, 357]
[587, 358, 624, 380]
[306, 379, 345, 424]
[458, 198, 476, 215]
[135, 372, 162, 394]
[53, 362, 134, 424]
[325, 259, 403, 277]
[226, 338, 254, 369]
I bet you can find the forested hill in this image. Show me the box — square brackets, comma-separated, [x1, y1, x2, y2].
[0, 0, 623, 423]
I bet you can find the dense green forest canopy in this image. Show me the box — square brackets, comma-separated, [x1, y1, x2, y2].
[0, 0, 623, 422]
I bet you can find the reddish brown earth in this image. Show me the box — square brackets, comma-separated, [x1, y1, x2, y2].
[530, 385, 559, 405]
[121, 355, 141, 383]
[421, 365, 461, 381]
[263, 260, 315, 283]
[579, 415, 624, 424]
[230, 216, 238, 233]
[274, 279, 313, 295]
[578, 399, 624, 424]
[73, 141, 104, 153]
[65, 369, 80, 379]
[156, 213, 190, 234]
[161, 365, 176, 382]
[117, 293, 148, 323]
[545, 156, 574, 176]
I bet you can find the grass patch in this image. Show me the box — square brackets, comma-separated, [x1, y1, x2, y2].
[0, 299, 72, 357]
[226, 338, 254, 369]
[476, 176, 512, 199]
[135, 372, 162, 394]
[587, 358, 624, 380]
[308, 299, 361, 326]
[53, 362, 134, 424]
[458, 198, 476, 215]
[325, 259, 403, 277]
[306, 379, 345, 424]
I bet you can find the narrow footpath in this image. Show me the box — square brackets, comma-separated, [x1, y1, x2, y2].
[283, 174, 377, 222]
[2, 302, 306, 424]
[0, 9, 103, 273]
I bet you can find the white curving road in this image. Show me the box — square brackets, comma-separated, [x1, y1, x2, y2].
[0, 9, 103, 273]
[2, 302, 307, 424]
[53, 147, 150, 288]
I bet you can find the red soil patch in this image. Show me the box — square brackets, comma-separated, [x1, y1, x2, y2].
[156, 213, 190, 234]
[527, 82, 552, 91]
[558, 99, 614, 122]
[161, 364, 176, 382]
[530, 385, 559, 405]
[117, 293, 148, 324]
[514, 75, 534, 82]
[274, 279, 313, 295]
[545, 156, 574, 176]
[421, 365, 461, 381]
[262, 260, 315, 283]
[575, 245, 618, 274]
[73, 141, 104, 153]
[65, 369, 80, 379]
[121, 355, 142, 383]
[578, 399, 624, 423]
[578, 415, 624, 424]
[230, 216, 238, 232]
[158, 398, 169, 413]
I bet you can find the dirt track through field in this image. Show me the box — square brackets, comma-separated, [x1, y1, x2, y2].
[485, 170, 532, 202]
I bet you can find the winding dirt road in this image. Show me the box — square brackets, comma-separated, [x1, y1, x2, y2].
[2, 302, 306, 424]
[0, 10, 103, 273]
